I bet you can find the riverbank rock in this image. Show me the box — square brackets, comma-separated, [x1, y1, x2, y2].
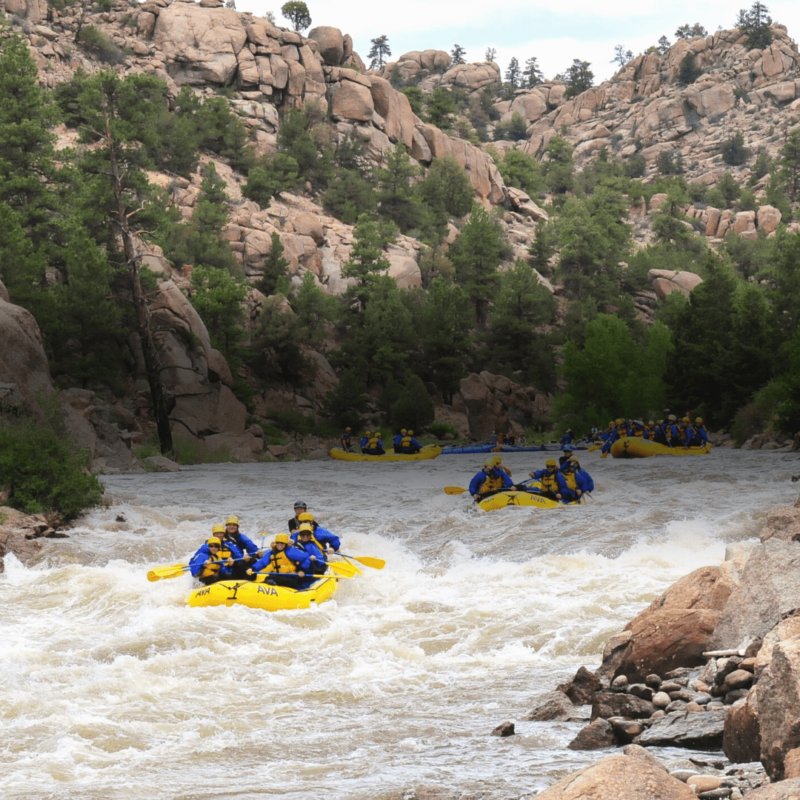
[741, 779, 800, 799]
[0, 507, 55, 573]
[711, 539, 800, 652]
[724, 688, 762, 763]
[758, 636, 800, 781]
[599, 565, 732, 681]
[534, 745, 696, 800]
[638, 708, 728, 749]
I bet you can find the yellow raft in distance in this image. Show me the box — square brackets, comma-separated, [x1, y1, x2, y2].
[610, 437, 711, 458]
[329, 445, 442, 462]
[186, 576, 338, 612]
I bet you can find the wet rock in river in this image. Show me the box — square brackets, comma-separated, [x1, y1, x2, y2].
[522, 690, 574, 721]
[568, 717, 618, 750]
[637, 708, 728, 749]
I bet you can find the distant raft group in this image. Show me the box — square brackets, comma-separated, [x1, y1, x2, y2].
[596, 416, 710, 458]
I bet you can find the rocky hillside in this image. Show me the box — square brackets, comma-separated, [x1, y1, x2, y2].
[3, 0, 800, 464]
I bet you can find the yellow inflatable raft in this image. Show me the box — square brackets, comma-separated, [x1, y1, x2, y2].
[477, 485, 584, 512]
[186, 576, 338, 612]
[329, 445, 442, 462]
[610, 437, 711, 459]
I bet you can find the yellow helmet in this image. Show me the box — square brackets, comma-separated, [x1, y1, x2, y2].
[648, 420, 654, 425]
[226, 516, 239, 526]
[275, 533, 290, 544]
[212, 524, 225, 534]
[365, 431, 372, 437]
[375, 431, 381, 437]
[616, 418, 623, 424]
[207, 537, 221, 546]
[491, 455, 502, 465]
[682, 417, 690, 423]
[483, 457, 495, 467]
[298, 523, 314, 533]
[546, 458, 557, 467]
[669, 414, 677, 421]
[408, 430, 414, 435]
[695, 417, 703, 424]
[298, 512, 314, 522]
[401, 429, 407, 435]
[568, 457, 580, 467]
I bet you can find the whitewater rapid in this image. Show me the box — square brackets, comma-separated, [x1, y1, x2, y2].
[1, 449, 796, 799]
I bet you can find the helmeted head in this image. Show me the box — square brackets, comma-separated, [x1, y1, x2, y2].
[212, 524, 225, 535]
[226, 516, 239, 528]
[401, 429, 407, 435]
[568, 457, 580, 469]
[696, 417, 703, 424]
[298, 523, 314, 537]
[365, 431, 372, 438]
[345, 427, 351, 433]
[681, 417, 690, 425]
[298, 512, 314, 523]
[408, 430, 414, 436]
[483, 456, 495, 469]
[616, 418, 624, 424]
[275, 533, 290, 546]
[546, 458, 557, 470]
[207, 537, 222, 551]
[668, 414, 677, 421]
[648, 420, 654, 426]
[293, 501, 307, 512]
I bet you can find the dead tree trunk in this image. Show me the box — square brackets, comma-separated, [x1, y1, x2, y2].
[104, 114, 174, 454]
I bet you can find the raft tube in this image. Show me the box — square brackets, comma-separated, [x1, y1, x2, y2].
[187, 576, 338, 612]
[476, 482, 584, 512]
[440, 443, 496, 455]
[610, 437, 711, 458]
[329, 445, 442, 462]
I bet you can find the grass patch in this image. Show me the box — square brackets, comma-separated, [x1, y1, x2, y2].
[171, 437, 238, 465]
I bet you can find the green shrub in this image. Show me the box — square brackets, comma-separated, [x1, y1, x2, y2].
[0, 416, 103, 519]
[78, 25, 125, 64]
[171, 437, 238, 465]
[429, 422, 459, 439]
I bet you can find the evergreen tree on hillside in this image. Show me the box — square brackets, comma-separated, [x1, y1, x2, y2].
[563, 60, 594, 99]
[256, 232, 290, 297]
[505, 57, 521, 92]
[611, 44, 633, 68]
[449, 205, 505, 325]
[738, 2, 773, 50]
[368, 35, 392, 70]
[451, 44, 466, 65]
[522, 57, 544, 88]
[281, 1, 311, 31]
[674, 22, 708, 39]
[485, 47, 497, 62]
[657, 36, 671, 54]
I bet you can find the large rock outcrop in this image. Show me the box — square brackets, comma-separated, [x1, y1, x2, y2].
[457, 371, 551, 441]
[0, 296, 55, 416]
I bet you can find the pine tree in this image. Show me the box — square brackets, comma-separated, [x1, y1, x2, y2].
[657, 36, 671, 54]
[368, 35, 392, 70]
[522, 57, 544, 88]
[611, 44, 634, 68]
[376, 144, 423, 232]
[449, 205, 504, 325]
[505, 57, 521, 92]
[257, 232, 290, 296]
[674, 22, 708, 39]
[485, 47, 497, 62]
[738, 2, 773, 50]
[280, 1, 311, 31]
[451, 44, 466, 65]
[563, 59, 594, 99]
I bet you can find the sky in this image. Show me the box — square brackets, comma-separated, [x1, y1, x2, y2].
[235, 0, 800, 84]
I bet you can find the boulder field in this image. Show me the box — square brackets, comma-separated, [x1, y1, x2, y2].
[484, 496, 800, 799]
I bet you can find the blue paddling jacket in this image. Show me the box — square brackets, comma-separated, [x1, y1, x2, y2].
[251, 544, 311, 575]
[189, 540, 243, 578]
[290, 525, 340, 553]
[469, 467, 513, 496]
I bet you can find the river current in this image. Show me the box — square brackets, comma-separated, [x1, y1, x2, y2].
[2, 448, 797, 799]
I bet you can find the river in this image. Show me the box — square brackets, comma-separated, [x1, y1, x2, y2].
[1, 448, 797, 799]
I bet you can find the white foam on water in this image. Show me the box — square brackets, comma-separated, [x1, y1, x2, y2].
[1, 449, 795, 798]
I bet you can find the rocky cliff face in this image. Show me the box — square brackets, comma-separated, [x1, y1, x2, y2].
[6, 0, 800, 445]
